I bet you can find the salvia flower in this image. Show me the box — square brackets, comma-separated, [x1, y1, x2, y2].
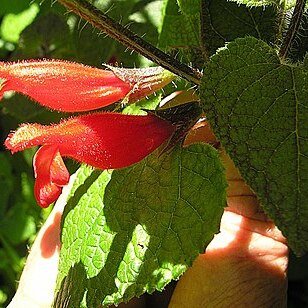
[5, 113, 175, 207]
[0, 60, 175, 112]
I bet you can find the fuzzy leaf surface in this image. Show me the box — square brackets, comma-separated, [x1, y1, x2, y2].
[54, 144, 227, 307]
[159, 0, 200, 50]
[201, 37, 308, 254]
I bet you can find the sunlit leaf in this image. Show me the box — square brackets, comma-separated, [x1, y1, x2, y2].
[55, 144, 227, 306]
[201, 37, 308, 255]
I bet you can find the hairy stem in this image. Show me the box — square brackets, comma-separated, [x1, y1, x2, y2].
[58, 0, 202, 85]
[199, 0, 210, 61]
[279, 0, 306, 59]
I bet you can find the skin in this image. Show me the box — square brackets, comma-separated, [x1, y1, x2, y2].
[8, 122, 288, 307]
[7, 181, 71, 308]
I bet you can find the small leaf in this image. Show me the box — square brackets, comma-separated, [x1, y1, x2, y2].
[0, 4, 39, 43]
[54, 144, 226, 307]
[122, 93, 162, 115]
[201, 37, 308, 254]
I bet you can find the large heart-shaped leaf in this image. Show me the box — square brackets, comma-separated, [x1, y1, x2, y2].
[54, 144, 227, 307]
[201, 37, 308, 254]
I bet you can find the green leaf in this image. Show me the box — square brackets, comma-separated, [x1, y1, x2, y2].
[201, 37, 308, 254]
[122, 93, 162, 115]
[158, 0, 204, 68]
[177, 0, 200, 14]
[158, 0, 201, 50]
[227, 0, 295, 8]
[201, 0, 278, 55]
[0, 233, 24, 273]
[2, 94, 64, 123]
[129, 1, 163, 29]
[55, 144, 227, 307]
[0, 3, 39, 43]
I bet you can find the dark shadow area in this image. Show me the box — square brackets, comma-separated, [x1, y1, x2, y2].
[54, 261, 88, 307]
[288, 252, 308, 307]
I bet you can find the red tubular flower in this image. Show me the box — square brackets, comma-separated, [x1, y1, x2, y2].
[0, 60, 175, 112]
[5, 113, 175, 207]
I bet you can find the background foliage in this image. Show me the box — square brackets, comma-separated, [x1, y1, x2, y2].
[0, 0, 308, 307]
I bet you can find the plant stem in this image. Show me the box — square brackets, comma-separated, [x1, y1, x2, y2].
[279, 0, 306, 59]
[199, 0, 210, 61]
[58, 0, 202, 85]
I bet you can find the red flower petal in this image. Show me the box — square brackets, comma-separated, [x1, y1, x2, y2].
[0, 60, 176, 112]
[5, 113, 175, 169]
[33, 145, 70, 208]
[0, 60, 131, 112]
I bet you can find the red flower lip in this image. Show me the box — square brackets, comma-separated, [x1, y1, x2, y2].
[5, 112, 175, 207]
[33, 145, 70, 208]
[0, 60, 175, 112]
